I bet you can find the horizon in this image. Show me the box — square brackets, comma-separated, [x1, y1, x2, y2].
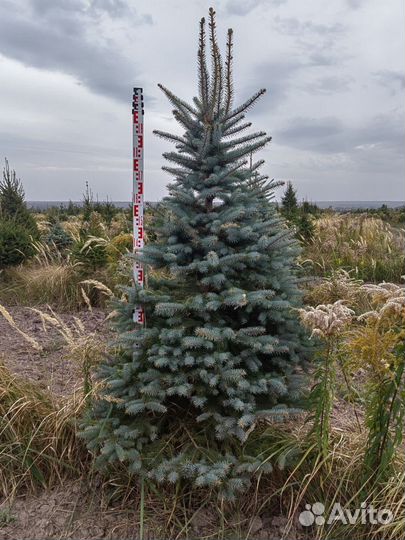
[27, 199, 405, 203]
[26, 199, 405, 212]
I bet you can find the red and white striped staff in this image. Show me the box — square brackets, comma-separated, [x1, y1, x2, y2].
[132, 87, 145, 325]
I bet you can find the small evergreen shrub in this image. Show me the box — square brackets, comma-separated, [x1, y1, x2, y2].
[0, 220, 34, 268]
[94, 199, 117, 226]
[71, 239, 107, 271]
[72, 212, 108, 271]
[280, 182, 315, 241]
[0, 159, 38, 238]
[295, 212, 315, 241]
[106, 233, 133, 265]
[109, 212, 132, 237]
[280, 181, 298, 221]
[43, 222, 73, 251]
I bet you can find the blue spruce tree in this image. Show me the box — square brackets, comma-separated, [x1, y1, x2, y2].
[82, 9, 311, 497]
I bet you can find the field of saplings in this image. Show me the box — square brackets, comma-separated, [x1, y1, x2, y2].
[0, 160, 404, 539]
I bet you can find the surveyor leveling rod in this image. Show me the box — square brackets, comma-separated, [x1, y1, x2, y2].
[132, 87, 145, 324]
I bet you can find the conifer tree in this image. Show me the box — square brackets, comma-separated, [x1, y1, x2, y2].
[0, 158, 38, 236]
[82, 9, 310, 496]
[281, 181, 298, 221]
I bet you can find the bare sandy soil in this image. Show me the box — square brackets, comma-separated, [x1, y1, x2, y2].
[1, 477, 312, 540]
[0, 479, 139, 540]
[0, 306, 108, 396]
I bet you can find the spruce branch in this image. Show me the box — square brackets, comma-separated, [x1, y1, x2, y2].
[163, 152, 201, 171]
[221, 131, 267, 151]
[224, 122, 252, 137]
[161, 166, 190, 178]
[223, 113, 246, 134]
[222, 136, 272, 164]
[225, 89, 267, 122]
[153, 130, 189, 147]
[250, 159, 266, 172]
[215, 159, 248, 183]
[172, 109, 197, 132]
[158, 83, 198, 117]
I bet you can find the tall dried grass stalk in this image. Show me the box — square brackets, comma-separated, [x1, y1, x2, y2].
[304, 214, 405, 282]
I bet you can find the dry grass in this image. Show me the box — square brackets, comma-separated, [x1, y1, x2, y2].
[76, 424, 404, 540]
[303, 214, 405, 282]
[61, 217, 81, 240]
[303, 270, 365, 308]
[0, 242, 84, 309]
[0, 304, 103, 500]
[304, 271, 405, 313]
[0, 242, 113, 310]
[0, 361, 88, 500]
[30, 306, 109, 395]
[0, 303, 109, 397]
[0, 360, 403, 539]
[295, 276, 405, 539]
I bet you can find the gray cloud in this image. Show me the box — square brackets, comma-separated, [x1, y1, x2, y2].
[373, 70, 405, 94]
[306, 53, 337, 67]
[30, 0, 140, 20]
[242, 60, 302, 112]
[303, 75, 353, 94]
[29, 0, 86, 16]
[0, 0, 152, 102]
[274, 16, 345, 37]
[277, 116, 343, 152]
[225, 0, 285, 17]
[88, 0, 132, 18]
[273, 15, 349, 71]
[245, 58, 353, 113]
[346, 0, 365, 9]
[276, 114, 405, 155]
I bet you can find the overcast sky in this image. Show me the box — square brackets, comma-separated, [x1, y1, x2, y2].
[0, 0, 404, 202]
